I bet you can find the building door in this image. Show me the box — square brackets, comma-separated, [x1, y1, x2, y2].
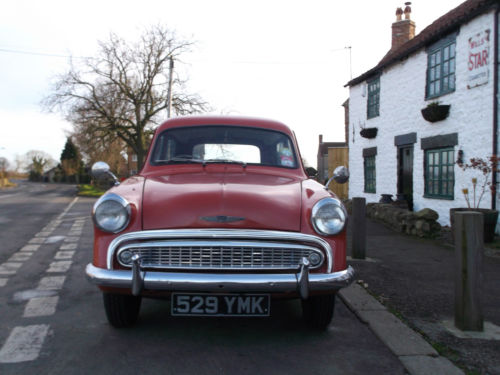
[398, 146, 413, 210]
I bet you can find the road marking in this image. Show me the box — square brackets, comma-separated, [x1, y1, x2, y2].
[23, 296, 59, 318]
[20, 244, 40, 252]
[54, 251, 75, 260]
[60, 243, 78, 250]
[63, 236, 80, 243]
[35, 231, 52, 238]
[0, 325, 49, 363]
[13, 289, 57, 302]
[45, 236, 65, 244]
[29, 237, 45, 244]
[68, 230, 82, 237]
[58, 197, 79, 219]
[0, 278, 7, 287]
[37, 276, 66, 290]
[0, 262, 23, 275]
[46, 261, 72, 273]
[9, 252, 34, 262]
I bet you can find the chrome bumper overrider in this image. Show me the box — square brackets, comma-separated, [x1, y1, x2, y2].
[85, 262, 355, 300]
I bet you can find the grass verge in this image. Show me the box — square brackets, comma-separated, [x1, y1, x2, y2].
[77, 184, 106, 197]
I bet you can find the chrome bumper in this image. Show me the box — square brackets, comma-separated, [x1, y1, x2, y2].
[85, 263, 355, 300]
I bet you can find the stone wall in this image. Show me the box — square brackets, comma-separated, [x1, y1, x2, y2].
[345, 200, 442, 238]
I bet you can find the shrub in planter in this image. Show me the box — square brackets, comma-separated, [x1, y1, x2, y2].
[452, 155, 499, 243]
[421, 102, 450, 122]
[360, 127, 378, 138]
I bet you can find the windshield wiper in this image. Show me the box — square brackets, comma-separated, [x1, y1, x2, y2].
[203, 159, 247, 168]
[155, 155, 204, 165]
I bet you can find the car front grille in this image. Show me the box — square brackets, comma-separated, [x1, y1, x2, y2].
[116, 241, 324, 270]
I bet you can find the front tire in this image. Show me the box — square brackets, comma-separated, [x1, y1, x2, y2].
[302, 293, 336, 330]
[103, 293, 142, 328]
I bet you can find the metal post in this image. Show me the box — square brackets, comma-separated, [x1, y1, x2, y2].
[352, 197, 366, 259]
[454, 211, 484, 331]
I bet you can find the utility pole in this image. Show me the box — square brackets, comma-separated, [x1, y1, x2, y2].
[166, 56, 174, 118]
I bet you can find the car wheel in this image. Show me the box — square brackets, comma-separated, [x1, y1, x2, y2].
[302, 293, 336, 330]
[102, 293, 142, 328]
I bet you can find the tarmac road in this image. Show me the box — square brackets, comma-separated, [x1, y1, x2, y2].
[0, 182, 406, 375]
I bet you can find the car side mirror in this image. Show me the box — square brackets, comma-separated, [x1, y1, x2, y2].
[325, 166, 349, 187]
[91, 161, 120, 186]
[305, 167, 318, 178]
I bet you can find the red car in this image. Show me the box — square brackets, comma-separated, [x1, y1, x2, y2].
[86, 116, 354, 329]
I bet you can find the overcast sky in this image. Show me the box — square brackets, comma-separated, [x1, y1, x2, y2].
[0, 0, 464, 169]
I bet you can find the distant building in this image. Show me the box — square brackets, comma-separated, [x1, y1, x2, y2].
[346, 0, 499, 227]
[317, 100, 349, 199]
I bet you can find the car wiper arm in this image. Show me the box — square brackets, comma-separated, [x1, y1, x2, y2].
[203, 159, 247, 167]
[155, 157, 204, 164]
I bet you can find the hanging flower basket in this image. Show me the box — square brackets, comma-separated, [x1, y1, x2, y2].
[421, 104, 450, 123]
[360, 127, 378, 138]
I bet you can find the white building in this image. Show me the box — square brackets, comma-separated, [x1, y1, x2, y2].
[347, 0, 499, 228]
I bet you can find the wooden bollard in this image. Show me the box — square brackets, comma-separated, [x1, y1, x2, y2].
[454, 211, 483, 331]
[352, 197, 366, 259]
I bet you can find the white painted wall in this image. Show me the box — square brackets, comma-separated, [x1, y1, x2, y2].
[348, 10, 496, 227]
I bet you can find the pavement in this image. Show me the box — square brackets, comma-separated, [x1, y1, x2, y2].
[340, 217, 500, 375]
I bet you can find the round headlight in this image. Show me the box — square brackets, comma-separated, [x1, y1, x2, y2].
[311, 198, 347, 236]
[93, 193, 131, 233]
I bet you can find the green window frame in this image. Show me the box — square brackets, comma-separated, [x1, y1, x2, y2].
[424, 148, 454, 199]
[364, 155, 376, 193]
[426, 40, 456, 99]
[367, 77, 380, 119]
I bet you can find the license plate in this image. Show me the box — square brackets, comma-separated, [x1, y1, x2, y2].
[171, 293, 270, 317]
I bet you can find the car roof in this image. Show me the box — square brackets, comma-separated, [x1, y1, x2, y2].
[156, 115, 294, 135]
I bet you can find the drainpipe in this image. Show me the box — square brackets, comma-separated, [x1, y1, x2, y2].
[493, 8, 499, 210]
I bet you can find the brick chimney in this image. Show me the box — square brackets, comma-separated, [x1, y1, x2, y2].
[391, 2, 415, 50]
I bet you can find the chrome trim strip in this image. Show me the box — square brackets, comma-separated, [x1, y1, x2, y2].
[106, 229, 334, 272]
[116, 240, 324, 270]
[86, 263, 355, 293]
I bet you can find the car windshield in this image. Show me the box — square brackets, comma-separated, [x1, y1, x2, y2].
[150, 125, 298, 168]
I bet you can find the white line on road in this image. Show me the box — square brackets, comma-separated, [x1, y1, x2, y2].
[58, 197, 79, 219]
[46, 260, 72, 273]
[63, 236, 80, 243]
[0, 278, 7, 287]
[8, 252, 34, 262]
[23, 296, 59, 318]
[0, 325, 50, 363]
[54, 251, 75, 260]
[37, 276, 66, 291]
[28, 237, 45, 244]
[60, 243, 77, 250]
[35, 231, 53, 238]
[20, 244, 40, 252]
[0, 262, 23, 275]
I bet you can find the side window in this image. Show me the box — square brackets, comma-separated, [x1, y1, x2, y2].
[427, 40, 456, 98]
[367, 77, 380, 119]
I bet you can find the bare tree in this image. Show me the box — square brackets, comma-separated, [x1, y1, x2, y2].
[44, 25, 209, 170]
[23, 150, 57, 180]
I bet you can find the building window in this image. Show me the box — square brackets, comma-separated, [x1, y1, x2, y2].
[427, 39, 456, 98]
[424, 148, 454, 199]
[367, 77, 380, 119]
[132, 154, 138, 162]
[364, 155, 376, 193]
